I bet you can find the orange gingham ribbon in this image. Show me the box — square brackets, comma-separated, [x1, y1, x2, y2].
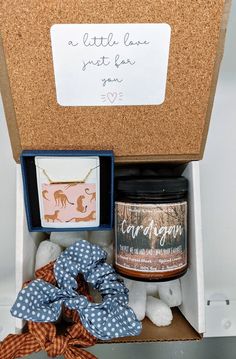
[0, 262, 97, 359]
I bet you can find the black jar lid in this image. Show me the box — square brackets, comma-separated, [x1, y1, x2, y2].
[117, 176, 188, 195]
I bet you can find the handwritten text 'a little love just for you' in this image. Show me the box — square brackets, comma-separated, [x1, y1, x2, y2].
[68, 32, 150, 87]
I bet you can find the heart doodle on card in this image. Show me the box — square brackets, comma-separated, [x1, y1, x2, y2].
[101, 92, 123, 104]
[107, 92, 118, 103]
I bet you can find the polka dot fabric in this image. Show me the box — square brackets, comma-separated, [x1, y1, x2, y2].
[11, 240, 142, 340]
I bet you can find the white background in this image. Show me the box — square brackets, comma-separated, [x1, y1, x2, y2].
[0, 0, 235, 341]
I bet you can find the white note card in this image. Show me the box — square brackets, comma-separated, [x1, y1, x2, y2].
[50, 23, 171, 107]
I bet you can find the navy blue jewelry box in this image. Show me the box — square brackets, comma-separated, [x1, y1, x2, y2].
[20, 150, 114, 232]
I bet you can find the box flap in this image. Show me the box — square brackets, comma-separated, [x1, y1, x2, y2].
[0, 1, 231, 162]
[180, 162, 205, 333]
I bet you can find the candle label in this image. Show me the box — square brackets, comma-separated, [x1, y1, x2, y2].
[115, 201, 187, 273]
[50, 23, 171, 106]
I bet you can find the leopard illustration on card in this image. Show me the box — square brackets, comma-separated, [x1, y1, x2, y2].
[40, 183, 96, 224]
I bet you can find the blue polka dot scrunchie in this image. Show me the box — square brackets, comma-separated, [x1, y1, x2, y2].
[11, 240, 142, 340]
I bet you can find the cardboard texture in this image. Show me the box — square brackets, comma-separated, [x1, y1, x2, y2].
[102, 309, 202, 343]
[15, 162, 205, 342]
[0, 0, 231, 162]
[0, 0, 231, 346]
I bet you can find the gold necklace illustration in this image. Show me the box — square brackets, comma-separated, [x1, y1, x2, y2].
[36, 165, 99, 186]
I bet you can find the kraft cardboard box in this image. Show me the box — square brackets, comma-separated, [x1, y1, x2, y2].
[0, 0, 231, 344]
[15, 161, 204, 342]
[0, 0, 231, 163]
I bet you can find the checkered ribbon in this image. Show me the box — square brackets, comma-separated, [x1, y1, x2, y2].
[0, 261, 97, 359]
[0, 321, 97, 359]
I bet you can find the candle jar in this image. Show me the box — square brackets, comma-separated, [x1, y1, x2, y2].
[115, 176, 188, 281]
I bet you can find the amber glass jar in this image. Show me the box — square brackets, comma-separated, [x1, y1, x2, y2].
[115, 176, 188, 281]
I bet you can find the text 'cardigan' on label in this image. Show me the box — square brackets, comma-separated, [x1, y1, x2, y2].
[115, 201, 187, 273]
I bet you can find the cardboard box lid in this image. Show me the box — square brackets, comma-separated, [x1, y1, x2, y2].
[0, 1, 231, 163]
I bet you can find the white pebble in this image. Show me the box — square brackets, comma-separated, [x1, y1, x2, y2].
[35, 241, 62, 271]
[146, 296, 173, 327]
[146, 282, 159, 296]
[123, 277, 146, 321]
[158, 279, 182, 307]
[89, 230, 114, 247]
[50, 231, 88, 247]
[103, 243, 114, 265]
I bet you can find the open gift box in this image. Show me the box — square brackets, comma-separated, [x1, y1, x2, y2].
[15, 160, 204, 342]
[0, 0, 231, 346]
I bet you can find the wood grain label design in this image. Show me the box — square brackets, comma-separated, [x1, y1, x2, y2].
[115, 201, 187, 272]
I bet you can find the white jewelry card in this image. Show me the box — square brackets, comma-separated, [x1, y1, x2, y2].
[35, 156, 100, 228]
[50, 23, 171, 106]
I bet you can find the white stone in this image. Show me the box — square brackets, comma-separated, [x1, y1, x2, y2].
[123, 277, 147, 321]
[146, 282, 159, 296]
[103, 243, 114, 265]
[158, 279, 182, 307]
[50, 231, 88, 247]
[146, 296, 173, 327]
[35, 240, 62, 271]
[88, 230, 114, 247]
